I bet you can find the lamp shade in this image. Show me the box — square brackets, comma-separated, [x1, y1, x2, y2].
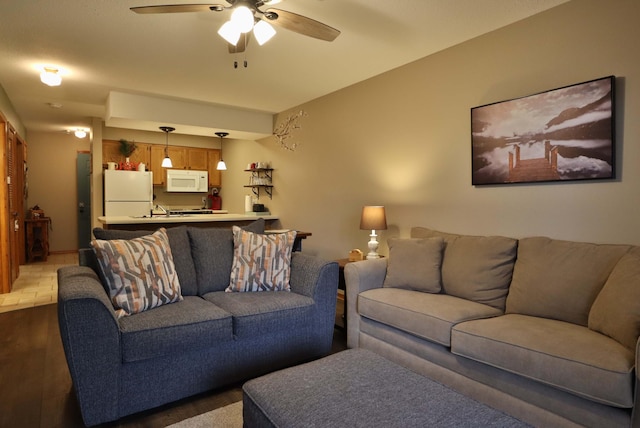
[161, 156, 173, 168]
[218, 21, 241, 45]
[253, 20, 276, 45]
[231, 6, 254, 33]
[360, 206, 387, 230]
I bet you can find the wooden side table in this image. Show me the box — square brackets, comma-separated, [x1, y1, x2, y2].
[25, 217, 50, 262]
[336, 257, 384, 330]
[336, 259, 349, 330]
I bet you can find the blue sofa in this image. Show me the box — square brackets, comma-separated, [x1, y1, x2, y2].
[57, 221, 338, 426]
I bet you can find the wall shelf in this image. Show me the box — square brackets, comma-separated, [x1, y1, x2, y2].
[244, 168, 273, 199]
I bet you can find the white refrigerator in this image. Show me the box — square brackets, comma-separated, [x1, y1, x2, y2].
[104, 170, 153, 216]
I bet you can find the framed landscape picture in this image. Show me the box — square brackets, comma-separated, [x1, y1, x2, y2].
[471, 76, 615, 185]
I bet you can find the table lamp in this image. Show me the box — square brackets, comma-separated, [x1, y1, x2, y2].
[360, 206, 387, 259]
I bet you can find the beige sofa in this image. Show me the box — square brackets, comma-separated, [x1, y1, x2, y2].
[346, 227, 640, 428]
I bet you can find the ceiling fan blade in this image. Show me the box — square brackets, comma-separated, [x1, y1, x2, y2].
[264, 8, 340, 42]
[228, 32, 250, 54]
[130, 4, 225, 14]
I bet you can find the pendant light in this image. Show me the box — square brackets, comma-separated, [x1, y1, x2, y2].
[215, 132, 228, 170]
[160, 126, 175, 168]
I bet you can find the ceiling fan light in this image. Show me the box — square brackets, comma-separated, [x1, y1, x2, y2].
[40, 67, 62, 86]
[218, 21, 241, 45]
[216, 159, 227, 170]
[231, 6, 254, 33]
[254, 20, 276, 45]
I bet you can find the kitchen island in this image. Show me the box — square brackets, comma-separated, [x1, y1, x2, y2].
[97, 213, 280, 231]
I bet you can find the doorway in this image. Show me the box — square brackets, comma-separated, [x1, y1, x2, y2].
[76, 152, 92, 249]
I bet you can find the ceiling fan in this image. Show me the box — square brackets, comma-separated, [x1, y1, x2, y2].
[131, 1, 340, 53]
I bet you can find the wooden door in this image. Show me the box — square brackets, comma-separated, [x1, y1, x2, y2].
[7, 125, 20, 283]
[0, 115, 10, 293]
[14, 133, 26, 266]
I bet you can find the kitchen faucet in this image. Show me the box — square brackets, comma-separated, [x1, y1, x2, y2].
[156, 204, 169, 217]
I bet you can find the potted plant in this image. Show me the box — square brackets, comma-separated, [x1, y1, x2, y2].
[119, 139, 137, 170]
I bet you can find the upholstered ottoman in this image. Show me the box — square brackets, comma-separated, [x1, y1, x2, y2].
[242, 349, 528, 427]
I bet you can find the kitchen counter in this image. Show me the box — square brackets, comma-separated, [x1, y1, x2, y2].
[97, 213, 279, 231]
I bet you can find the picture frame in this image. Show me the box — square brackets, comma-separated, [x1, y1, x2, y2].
[471, 76, 615, 185]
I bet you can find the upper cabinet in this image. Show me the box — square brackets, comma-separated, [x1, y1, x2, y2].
[187, 148, 208, 171]
[207, 149, 222, 187]
[102, 140, 150, 167]
[149, 145, 167, 185]
[108, 141, 220, 187]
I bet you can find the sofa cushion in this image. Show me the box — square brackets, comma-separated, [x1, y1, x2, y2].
[589, 246, 640, 350]
[92, 226, 198, 296]
[451, 314, 634, 408]
[91, 228, 183, 318]
[358, 288, 502, 347]
[203, 290, 314, 339]
[411, 227, 517, 310]
[505, 237, 629, 326]
[226, 227, 296, 292]
[118, 296, 233, 362]
[383, 237, 444, 293]
[188, 219, 265, 295]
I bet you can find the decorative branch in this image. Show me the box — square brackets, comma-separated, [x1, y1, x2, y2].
[118, 139, 137, 157]
[273, 110, 307, 151]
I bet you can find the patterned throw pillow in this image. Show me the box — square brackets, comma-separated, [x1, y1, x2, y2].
[91, 228, 183, 318]
[226, 227, 297, 292]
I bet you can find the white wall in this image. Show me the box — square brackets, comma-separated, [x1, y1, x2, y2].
[222, 0, 640, 260]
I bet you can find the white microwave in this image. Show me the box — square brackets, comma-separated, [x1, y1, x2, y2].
[166, 169, 208, 193]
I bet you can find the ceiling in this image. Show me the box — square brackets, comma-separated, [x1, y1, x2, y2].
[0, 0, 568, 140]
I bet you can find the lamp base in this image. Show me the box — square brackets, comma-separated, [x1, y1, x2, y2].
[366, 231, 380, 259]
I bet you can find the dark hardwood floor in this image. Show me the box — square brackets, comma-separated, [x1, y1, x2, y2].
[0, 302, 347, 427]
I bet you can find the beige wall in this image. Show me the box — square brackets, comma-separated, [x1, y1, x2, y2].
[26, 131, 90, 252]
[0, 85, 25, 138]
[19, 0, 640, 258]
[222, 0, 640, 260]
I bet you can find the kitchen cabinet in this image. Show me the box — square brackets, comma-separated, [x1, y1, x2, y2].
[166, 147, 188, 170]
[244, 168, 273, 199]
[207, 149, 222, 187]
[150, 146, 188, 185]
[187, 148, 208, 170]
[108, 141, 220, 187]
[102, 140, 150, 167]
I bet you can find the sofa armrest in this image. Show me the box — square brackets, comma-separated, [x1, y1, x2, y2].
[289, 253, 338, 300]
[57, 266, 122, 426]
[633, 337, 640, 427]
[345, 258, 388, 348]
[289, 253, 339, 351]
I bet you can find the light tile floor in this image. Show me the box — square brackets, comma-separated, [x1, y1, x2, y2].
[0, 253, 78, 313]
